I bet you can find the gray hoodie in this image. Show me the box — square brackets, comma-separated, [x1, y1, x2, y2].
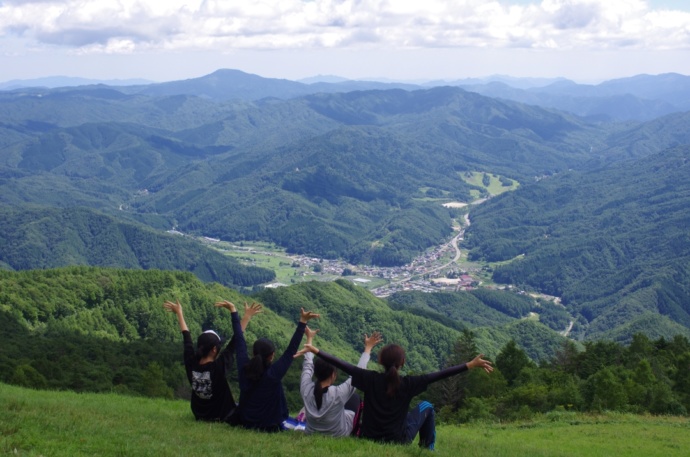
[300, 351, 370, 436]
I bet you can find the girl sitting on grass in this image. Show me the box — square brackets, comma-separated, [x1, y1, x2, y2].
[163, 299, 262, 422]
[296, 342, 493, 450]
[299, 328, 383, 437]
[225, 301, 319, 432]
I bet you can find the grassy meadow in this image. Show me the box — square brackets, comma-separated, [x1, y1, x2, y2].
[2, 383, 688, 457]
[460, 171, 520, 198]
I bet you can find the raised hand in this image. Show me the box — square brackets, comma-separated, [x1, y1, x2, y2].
[467, 354, 494, 374]
[305, 326, 320, 344]
[299, 307, 320, 324]
[164, 300, 188, 332]
[163, 300, 183, 315]
[243, 301, 263, 318]
[294, 343, 320, 358]
[364, 331, 383, 352]
[214, 300, 237, 313]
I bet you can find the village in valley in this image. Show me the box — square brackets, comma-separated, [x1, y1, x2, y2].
[185, 173, 521, 297]
[197, 206, 486, 298]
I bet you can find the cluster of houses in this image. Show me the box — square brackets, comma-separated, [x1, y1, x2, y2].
[269, 239, 480, 297]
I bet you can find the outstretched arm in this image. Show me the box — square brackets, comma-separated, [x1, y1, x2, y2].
[163, 300, 188, 332]
[425, 354, 494, 384]
[296, 344, 362, 377]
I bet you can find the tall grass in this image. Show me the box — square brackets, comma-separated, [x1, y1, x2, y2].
[2, 383, 688, 456]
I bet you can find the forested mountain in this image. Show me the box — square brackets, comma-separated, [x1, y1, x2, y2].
[0, 205, 274, 287]
[2, 69, 690, 346]
[0, 83, 617, 266]
[464, 145, 690, 342]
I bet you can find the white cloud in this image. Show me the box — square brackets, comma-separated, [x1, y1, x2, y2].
[1, 0, 689, 54]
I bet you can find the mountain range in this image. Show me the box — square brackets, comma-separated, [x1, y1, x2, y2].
[1, 68, 690, 343]
[5, 69, 690, 121]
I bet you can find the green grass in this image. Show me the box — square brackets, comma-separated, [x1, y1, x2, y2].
[460, 171, 520, 197]
[208, 241, 333, 285]
[2, 383, 689, 457]
[208, 240, 391, 290]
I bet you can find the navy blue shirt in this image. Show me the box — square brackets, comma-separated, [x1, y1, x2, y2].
[232, 312, 306, 430]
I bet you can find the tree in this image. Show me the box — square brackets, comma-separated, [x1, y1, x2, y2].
[10, 364, 48, 389]
[551, 339, 580, 375]
[496, 340, 534, 386]
[429, 329, 479, 411]
[586, 368, 628, 411]
[138, 362, 174, 399]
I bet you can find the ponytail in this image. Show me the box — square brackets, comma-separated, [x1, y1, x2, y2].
[244, 354, 267, 382]
[378, 344, 405, 398]
[314, 381, 325, 410]
[313, 357, 336, 410]
[384, 365, 401, 398]
[244, 337, 275, 382]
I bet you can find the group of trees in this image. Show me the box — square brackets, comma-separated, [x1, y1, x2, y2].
[388, 289, 570, 336]
[430, 331, 690, 423]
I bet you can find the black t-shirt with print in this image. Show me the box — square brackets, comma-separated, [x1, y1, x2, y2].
[182, 330, 236, 421]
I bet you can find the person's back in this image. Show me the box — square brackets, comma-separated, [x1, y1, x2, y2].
[300, 331, 380, 437]
[183, 331, 235, 421]
[349, 369, 427, 442]
[302, 342, 493, 450]
[238, 353, 292, 430]
[301, 373, 357, 436]
[165, 300, 262, 422]
[234, 306, 319, 431]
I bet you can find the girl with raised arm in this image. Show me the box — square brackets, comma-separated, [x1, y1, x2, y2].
[299, 329, 383, 437]
[296, 342, 493, 450]
[229, 303, 319, 432]
[163, 300, 262, 422]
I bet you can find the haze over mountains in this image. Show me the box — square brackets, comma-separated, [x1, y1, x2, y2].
[1, 68, 690, 344]
[5, 69, 690, 121]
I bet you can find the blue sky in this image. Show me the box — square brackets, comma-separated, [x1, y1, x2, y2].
[1, 1, 690, 83]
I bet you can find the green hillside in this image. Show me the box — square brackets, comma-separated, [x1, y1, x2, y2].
[0, 205, 274, 288]
[464, 145, 690, 342]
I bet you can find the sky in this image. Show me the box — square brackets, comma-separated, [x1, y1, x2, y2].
[1, 0, 690, 84]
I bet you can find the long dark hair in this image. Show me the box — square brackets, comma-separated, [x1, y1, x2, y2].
[378, 344, 405, 397]
[244, 338, 275, 382]
[313, 357, 336, 410]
